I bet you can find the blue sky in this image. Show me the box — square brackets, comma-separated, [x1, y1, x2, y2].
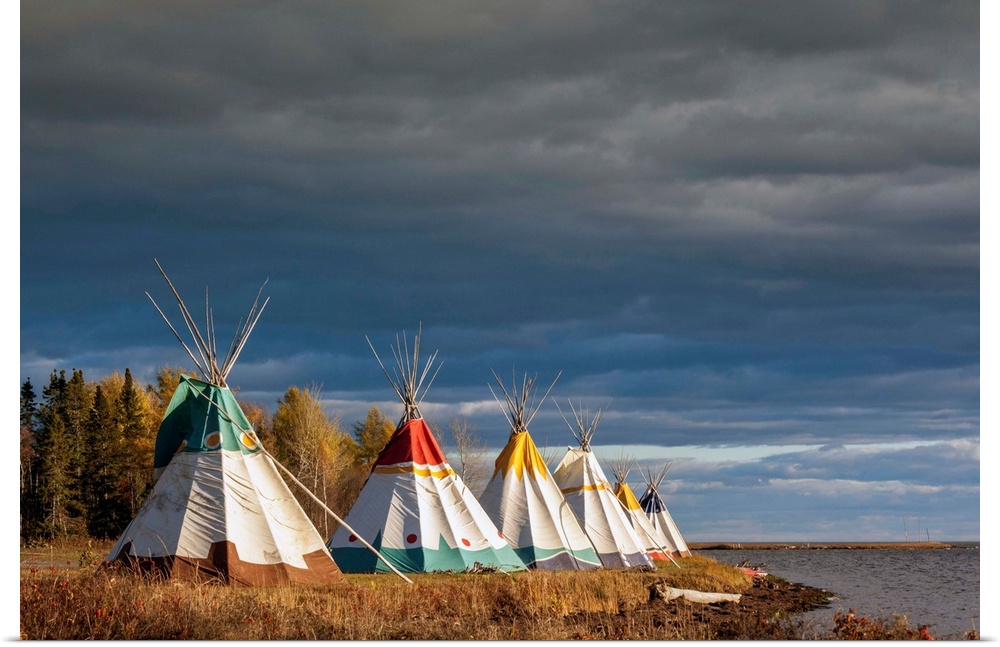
[17, 1, 981, 543]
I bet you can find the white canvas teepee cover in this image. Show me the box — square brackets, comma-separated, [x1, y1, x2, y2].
[479, 370, 601, 570]
[328, 331, 525, 573]
[107, 264, 342, 585]
[639, 463, 691, 558]
[609, 456, 681, 562]
[551, 403, 654, 569]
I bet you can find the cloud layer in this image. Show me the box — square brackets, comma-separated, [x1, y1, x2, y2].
[20, 1, 979, 540]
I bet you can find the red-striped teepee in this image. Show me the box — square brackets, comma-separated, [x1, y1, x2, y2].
[327, 329, 525, 573]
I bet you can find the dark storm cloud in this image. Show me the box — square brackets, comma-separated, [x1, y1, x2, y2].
[20, 1, 978, 539]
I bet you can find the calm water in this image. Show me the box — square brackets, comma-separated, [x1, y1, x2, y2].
[698, 547, 980, 638]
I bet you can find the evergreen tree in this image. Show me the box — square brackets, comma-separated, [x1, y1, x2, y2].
[24, 370, 73, 539]
[20, 378, 38, 432]
[64, 369, 92, 440]
[117, 368, 152, 515]
[22, 367, 156, 541]
[32, 369, 94, 537]
[20, 379, 38, 539]
[37, 415, 74, 538]
[118, 368, 147, 437]
[63, 369, 93, 520]
[82, 386, 132, 538]
[40, 369, 69, 443]
[352, 406, 396, 469]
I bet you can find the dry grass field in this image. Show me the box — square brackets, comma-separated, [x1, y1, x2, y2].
[20, 539, 962, 640]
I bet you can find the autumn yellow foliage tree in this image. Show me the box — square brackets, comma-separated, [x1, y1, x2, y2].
[272, 386, 364, 535]
[149, 365, 190, 413]
[351, 406, 396, 469]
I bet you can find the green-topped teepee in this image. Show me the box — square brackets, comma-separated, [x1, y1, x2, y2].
[107, 261, 343, 586]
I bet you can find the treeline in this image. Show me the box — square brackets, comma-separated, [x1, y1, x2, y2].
[20, 366, 487, 545]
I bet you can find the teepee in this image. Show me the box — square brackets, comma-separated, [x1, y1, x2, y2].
[639, 463, 691, 557]
[106, 261, 344, 585]
[608, 455, 681, 563]
[328, 329, 525, 573]
[551, 402, 654, 569]
[478, 369, 601, 570]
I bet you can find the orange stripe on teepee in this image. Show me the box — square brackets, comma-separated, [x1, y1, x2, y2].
[373, 464, 457, 479]
[560, 482, 609, 494]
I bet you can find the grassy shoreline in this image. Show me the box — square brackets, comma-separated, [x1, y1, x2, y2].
[20, 538, 971, 640]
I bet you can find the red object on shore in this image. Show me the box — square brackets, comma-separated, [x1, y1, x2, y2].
[739, 562, 768, 578]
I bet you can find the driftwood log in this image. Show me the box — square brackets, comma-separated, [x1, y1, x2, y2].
[649, 582, 742, 604]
